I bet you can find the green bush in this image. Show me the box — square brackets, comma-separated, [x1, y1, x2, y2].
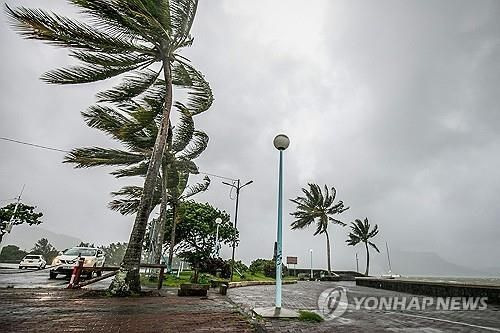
[298, 311, 324, 323]
[249, 258, 288, 278]
[249, 258, 268, 274]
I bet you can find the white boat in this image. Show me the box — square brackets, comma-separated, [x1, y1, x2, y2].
[381, 241, 401, 279]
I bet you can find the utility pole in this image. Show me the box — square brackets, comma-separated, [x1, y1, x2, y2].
[310, 249, 313, 279]
[0, 185, 25, 247]
[356, 252, 359, 273]
[222, 179, 253, 281]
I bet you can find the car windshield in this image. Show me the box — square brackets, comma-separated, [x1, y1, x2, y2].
[25, 255, 41, 260]
[64, 248, 96, 256]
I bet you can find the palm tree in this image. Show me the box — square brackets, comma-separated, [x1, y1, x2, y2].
[7, 0, 210, 294]
[64, 94, 210, 270]
[346, 218, 380, 276]
[290, 184, 349, 274]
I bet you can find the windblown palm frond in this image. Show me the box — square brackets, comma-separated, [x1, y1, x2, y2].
[63, 147, 145, 168]
[96, 69, 162, 103]
[182, 176, 210, 199]
[290, 183, 349, 235]
[108, 182, 162, 215]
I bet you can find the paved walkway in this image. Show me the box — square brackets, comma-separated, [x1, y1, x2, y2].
[228, 281, 500, 332]
[1, 288, 254, 332]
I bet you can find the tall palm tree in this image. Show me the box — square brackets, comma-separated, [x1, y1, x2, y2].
[290, 184, 349, 274]
[64, 93, 210, 269]
[7, 0, 210, 294]
[346, 218, 380, 276]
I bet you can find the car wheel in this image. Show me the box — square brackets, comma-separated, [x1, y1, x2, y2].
[49, 271, 57, 279]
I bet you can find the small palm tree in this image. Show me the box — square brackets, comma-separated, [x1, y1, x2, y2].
[290, 184, 349, 274]
[346, 218, 380, 276]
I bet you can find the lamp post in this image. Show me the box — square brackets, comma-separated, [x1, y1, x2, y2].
[310, 249, 313, 279]
[273, 134, 289, 309]
[222, 179, 253, 281]
[215, 217, 222, 257]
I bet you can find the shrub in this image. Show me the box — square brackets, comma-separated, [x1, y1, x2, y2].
[249, 259, 269, 274]
[298, 311, 324, 323]
[198, 257, 231, 278]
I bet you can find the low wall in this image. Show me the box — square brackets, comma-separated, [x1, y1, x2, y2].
[356, 277, 500, 304]
[228, 280, 297, 289]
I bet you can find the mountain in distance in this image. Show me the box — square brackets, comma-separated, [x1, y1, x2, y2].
[1, 224, 82, 252]
[368, 249, 497, 277]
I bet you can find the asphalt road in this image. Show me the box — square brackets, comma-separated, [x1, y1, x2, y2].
[0, 263, 112, 289]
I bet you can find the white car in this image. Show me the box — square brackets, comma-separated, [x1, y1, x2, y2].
[19, 254, 46, 269]
[49, 247, 105, 279]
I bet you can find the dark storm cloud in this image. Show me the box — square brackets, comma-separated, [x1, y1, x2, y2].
[1, 0, 499, 273]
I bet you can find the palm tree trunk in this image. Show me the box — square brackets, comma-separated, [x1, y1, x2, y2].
[109, 55, 173, 295]
[325, 230, 332, 274]
[153, 161, 169, 265]
[167, 203, 178, 272]
[364, 242, 370, 276]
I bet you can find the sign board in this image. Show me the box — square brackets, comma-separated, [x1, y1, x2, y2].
[286, 256, 298, 265]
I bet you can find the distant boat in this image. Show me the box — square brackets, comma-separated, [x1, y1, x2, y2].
[381, 241, 401, 279]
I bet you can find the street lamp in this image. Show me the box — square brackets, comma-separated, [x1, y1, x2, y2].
[273, 134, 289, 310]
[310, 249, 313, 280]
[215, 217, 222, 257]
[222, 179, 253, 281]
[252, 134, 297, 318]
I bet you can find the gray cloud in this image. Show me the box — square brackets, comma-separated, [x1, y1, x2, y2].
[1, 0, 499, 274]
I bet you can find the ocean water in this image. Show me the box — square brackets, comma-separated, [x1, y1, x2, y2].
[397, 276, 500, 286]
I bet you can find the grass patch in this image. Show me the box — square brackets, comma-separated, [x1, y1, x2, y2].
[141, 270, 297, 287]
[298, 311, 324, 323]
[231, 272, 274, 282]
[140, 271, 192, 288]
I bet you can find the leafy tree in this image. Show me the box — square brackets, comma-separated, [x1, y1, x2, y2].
[249, 259, 269, 274]
[227, 259, 248, 274]
[170, 201, 237, 282]
[248, 258, 285, 278]
[101, 242, 128, 266]
[0, 245, 27, 262]
[0, 203, 43, 244]
[290, 184, 349, 274]
[31, 238, 59, 263]
[7, 0, 211, 295]
[78, 242, 95, 247]
[346, 218, 380, 276]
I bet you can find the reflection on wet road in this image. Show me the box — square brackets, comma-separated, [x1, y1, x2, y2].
[0, 263, 111, 289]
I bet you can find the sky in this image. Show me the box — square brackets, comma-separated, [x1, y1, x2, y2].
[1, 0, 499, 274]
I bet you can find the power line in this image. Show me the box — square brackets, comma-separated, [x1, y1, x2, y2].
[1, 136, 238, 182]
[0, 137, 69, 153]
[198, 171, 237, 182]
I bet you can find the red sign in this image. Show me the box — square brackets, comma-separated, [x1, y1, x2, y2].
[286, 256, 298, 265]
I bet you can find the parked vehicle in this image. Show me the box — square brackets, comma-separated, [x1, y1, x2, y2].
[49, 247, 105, 279]
[19, 255, 46, 269]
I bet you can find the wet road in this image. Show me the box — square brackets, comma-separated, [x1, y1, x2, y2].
[229, 281, 500, 332]
[0, 263, 112, 289]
